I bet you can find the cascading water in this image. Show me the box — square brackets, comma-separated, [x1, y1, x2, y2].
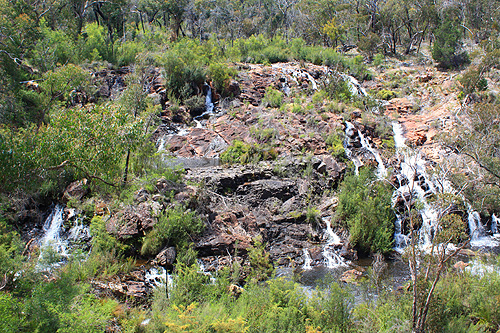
[39, 205, 67, 258]
[357, 127, 387, 179]
[205, 84, 214, 114]
[391, 122, 499, 250]
[492, 214, 499, 235]
[322, 216, 348, 268]
[344, 122, 362, 175]
[303, 249, 312, 270]
[37, 205, 91, 270]
[467, 209, 499, 247]
[340, 74, 367, 96]
[344, 121, 387, 179]
[392, 122, 440, 249]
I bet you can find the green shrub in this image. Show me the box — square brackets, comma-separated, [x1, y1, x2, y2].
[335, 169, 395, 254]
[90, 216, 127, 255]
[141, 205, 203, 256]
[263, 86, 284, 108]
[220, 140, 278, 165]
[376, 89, 397, 100]
[246, 236, 274, 284]
[208, 63, 237, 96]
[57, 294, 118, 333]
[324, 74, 352, 102]
[0, 292, 25, 333]
[325, 131, 346, 161]
[432, 20, 470, 69]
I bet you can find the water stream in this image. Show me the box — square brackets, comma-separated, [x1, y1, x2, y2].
[322, 216, 347, 268]
[37, 205, 91, 270]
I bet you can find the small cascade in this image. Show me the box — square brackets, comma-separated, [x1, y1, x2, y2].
[468, 210, 485, 242]
[322, 216, 348, 268]
[492, 214, 499, 235]
[303, 249, 313, 270]
[356, 128, 387, 179]
[392, 122, 440, 249]
[467, 209, 499, 247]
[67, 219, 91, 242]
[37, 205, 91, 270]
[344, 121, 386, 178]
[144, 266, 173, 297]
[344, 122, 362, 175]
[205, 83, 214, 114]
[341, 74, 367, 96]
[304, 71, 318, 90]
[39, 205, 67, 258]
[198, 260, 216, 284]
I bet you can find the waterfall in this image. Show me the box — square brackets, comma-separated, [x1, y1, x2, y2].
[392, 122, 440, 249]
[340, 74, 367, 96]
[344, 121, 362, 175]
[39, 205, 68, 258]
[356, 128, 387, 179]
[205, 84, 214, 114]
[322, 216, 348, 268]
[303, 249, 312, 270]
[344, 121, 386, 178]
[492, 214, 499, 235]
[304, 71, 318, 90]
[467, 209, 499, 247]
[37, 205, 91, 270]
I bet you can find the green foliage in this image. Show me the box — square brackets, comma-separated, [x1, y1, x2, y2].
[57, 294, 118, 333]
[90, 216, 127, 255]
[325, 131, 346, 161]
[324, 74, 353, 102]
[353, 291, 412, 332]
[0, 216, 24, 280]
[459, 67, 488, 95]
[335, 169, 395, 254]
[170, 264, 211, 306]
[246, 236, 274, 284]
[141, 205, 203, 256]
[376, 89, 397, 100]
[157, 40, 207, 101]
[432, 20, 470, 69]
[79, 23, 112, 62]
[250, 126, 278, 143]
[0, 292, 24, 332]
[208, 63, 237, 96]
[0, 104, 145, 192]
[220, 140, 278, 165]
[263, 86, 284, 108]
[311, 90, 328, 106]
[372, 54, 385, 67]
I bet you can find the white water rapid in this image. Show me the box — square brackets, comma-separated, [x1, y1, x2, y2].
[303, 249, 312, 270]
[344, 121, 387, 179]
[392, 122, 440, 249]
[37, 205, 91, 270]
[322, 216, 348, 268]
[392, 122, 500, 250]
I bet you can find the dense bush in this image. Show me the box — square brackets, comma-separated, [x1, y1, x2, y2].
[432, 20, 470, 69]
[220, 140, 278, 164]
[335, 169, 395, 254]
[141, 205, 203, 256]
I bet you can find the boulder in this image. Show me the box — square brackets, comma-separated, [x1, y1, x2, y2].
[62, 179, 88, 203]
[154, 246, 177, 267]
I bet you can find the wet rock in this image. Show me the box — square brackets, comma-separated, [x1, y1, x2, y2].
[62, 179, 88, 203]
[340, 269, 363, 284]
[106, 201, 161, 239]
[227, 80, 241, 97]
[134, 188, 150, 203]
[154, 246, 177, 267]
